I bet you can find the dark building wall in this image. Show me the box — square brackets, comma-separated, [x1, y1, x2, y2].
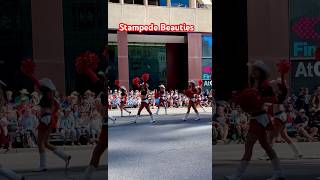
[213, 0, 248, 100]
[63, 0, 107, 94]
[166, 43, 188, 91]
[0, 0, 33, 92]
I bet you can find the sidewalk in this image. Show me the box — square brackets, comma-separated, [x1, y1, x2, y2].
[108, 107, 213, 127]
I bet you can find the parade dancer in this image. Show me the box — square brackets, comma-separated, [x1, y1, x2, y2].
[0, 80, 25, 180]
[119, 86, 131, 117]
[196, 80, 207, 113]
[225, 61, 285, 180]
[133, 74, 155, 123]
[83, 70, 108, 180]
[155, 85, 168, 115]
[34, 78, 71, 172]
[83, 100, 107, 180]
[182, 80, 200, 121]
[258, 78, 302, 160]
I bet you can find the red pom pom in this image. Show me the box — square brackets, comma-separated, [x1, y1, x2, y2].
[236, 88, 263, 114]
[141, 73, 149, 82]
[316, 47, 320, 61]
[132, 77, 140, 87]
[198, 80, 203, 86]
[276, 59, 291, 75]
[75, 51, 100, 73]
[75, 51, 100, 82]
[115, 80, 120, 88]
[20, 58, 36, 75]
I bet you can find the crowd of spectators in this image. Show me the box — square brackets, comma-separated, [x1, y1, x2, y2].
[108, 89, 214, 109]
[0, 89, 105, 150]
[213, 87, 320, 145]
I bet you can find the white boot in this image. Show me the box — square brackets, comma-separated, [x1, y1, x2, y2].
[53, 149, 71, 169]
[0, 165, 23, 180]
[155, 108, 159, 115]
[164, 107, 167, 115]
[82, 165, 96, 180]
[134, 115, 139, 123]
[225, 160, 249, 180]
[288, 143, 302, 159]
[194, 112, 200, 121]
[36, 152, 47, 172]
[150, 114, 156, 123]
[267, 158, 284, 180]
[182, 113, 189, 121]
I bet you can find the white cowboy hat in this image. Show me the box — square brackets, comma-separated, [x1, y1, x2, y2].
[71, 91, 79, 96]
[188, 80, 196, 85]
[19, 89, 29, 94]
[31, 91, 39, 96]
[39, 78, 56, 91]
[85, 90, 94, 95]
[249, 61, 270, 76]
[120, 86, 126, 91]
[159, 85, 165, 89]
[0, 80, 6, 87]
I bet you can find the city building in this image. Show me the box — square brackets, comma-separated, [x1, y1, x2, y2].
[0, 0, 107, 94]
[108, 0, 212, 92]
[215, 0, 320, 99]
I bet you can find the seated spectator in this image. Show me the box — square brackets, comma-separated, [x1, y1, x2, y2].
[294, 109, 318, 141]
[0, 111, 10, 151]
[213, 102, 229, 143]
[59, 108, 76, 145]
[19, 108, 38, 148]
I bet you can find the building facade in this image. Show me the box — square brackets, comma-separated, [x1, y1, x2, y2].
[108, 0, 212, 92]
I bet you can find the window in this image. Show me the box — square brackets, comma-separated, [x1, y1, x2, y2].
[171, 0, 189, 7]
[148, 0, 160, 6]
[109, 0, 120, 3]
[202, 34, 212, 92]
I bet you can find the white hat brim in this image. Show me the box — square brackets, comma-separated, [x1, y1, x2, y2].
[0, 80, 7, 87]
[39, 78, 56, 91]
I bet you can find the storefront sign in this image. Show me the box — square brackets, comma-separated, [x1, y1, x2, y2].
[290, 0, 320, 59]
[291, 60, 320, 94]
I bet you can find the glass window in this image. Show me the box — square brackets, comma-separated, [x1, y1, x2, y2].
[202, 34, 212, 92]
[109, 0, 120, 3]
[128, 43, 166, 90]
[171, 0, 189, 7]
[159, 0, 167, 6]
[148, 0, 160, 6]
[107, 44, 119, 90]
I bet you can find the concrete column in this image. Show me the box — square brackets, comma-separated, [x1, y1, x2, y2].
[120, 0, 124, 4]
[187, 33, 202, 81]
[31, 0, 65, 93]
[189, 0, 196, 8]
[117, 31, 129, 90]
[144, 0, 148, 6]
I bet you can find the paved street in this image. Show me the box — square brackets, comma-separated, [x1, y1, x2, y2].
[213, 142, 320, 180]
[0, 146, 106, 180]
[108, 108, 212, 180]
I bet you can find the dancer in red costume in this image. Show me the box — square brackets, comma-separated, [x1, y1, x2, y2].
[155, 84, 168, 115]
[34, 78, 71, 172]
[83, 73, 107, 180]
[196, 81, 207, 113]
[258, 77, 302, 160]
[119, 86, 131, 117]
[133, 82, 155, 123]
[225, 61, 284, 180]
[0, 80, 25, 180]
[182, 80, 200, 121]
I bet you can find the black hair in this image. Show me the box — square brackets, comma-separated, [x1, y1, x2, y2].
[249, 67, 268, 90]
